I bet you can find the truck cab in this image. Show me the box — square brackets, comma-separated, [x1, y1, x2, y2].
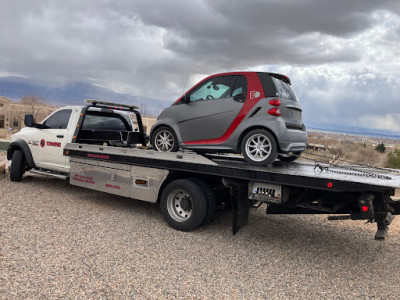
[8, 100, 146, 180]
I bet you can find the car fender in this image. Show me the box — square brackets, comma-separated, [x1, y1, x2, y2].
[7, 139, 37, 169]
[151, 119, 183, 145]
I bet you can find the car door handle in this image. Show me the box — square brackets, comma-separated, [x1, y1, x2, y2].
[57, 135, 64, 138]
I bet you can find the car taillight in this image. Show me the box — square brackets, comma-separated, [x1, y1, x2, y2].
[269, 99, 281, 106]
[268, 108, 281, 116]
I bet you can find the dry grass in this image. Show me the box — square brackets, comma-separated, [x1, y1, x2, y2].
[307, 134, 390, 168]
[0, 129, 8, 139]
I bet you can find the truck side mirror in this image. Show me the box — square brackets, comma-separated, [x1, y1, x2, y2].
[24, 114, 35, 127]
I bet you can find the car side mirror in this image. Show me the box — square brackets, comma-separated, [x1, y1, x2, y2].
[182, 94, 190, 103]
[233, 93, 246, 102]
[24, 114, 35, 127]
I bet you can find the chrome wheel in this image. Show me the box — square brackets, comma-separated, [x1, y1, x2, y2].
[155, 130, 175, 152]
[245, 133, 272, 162]
[166, 189, 193, 222]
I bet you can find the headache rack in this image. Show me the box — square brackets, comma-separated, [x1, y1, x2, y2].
[70, 99, 147, 147]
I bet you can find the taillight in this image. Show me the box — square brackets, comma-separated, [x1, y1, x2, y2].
[269, 99, 281, 106]
[268, 108, 281, 116]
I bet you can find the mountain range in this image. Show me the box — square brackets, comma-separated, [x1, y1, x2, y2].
[0, 76, 172, 116]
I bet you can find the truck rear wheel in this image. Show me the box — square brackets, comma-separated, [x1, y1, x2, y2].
[10, 150, 25, 182]
[190, 178, 216, 224]
[160, 179, 207, 231]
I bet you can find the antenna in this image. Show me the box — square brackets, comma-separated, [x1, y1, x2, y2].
[182, 68, 191, 95]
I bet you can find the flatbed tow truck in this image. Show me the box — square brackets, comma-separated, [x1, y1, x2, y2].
[8, 100, 400, 240]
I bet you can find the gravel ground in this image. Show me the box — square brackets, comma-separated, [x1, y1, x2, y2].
[1, 173, 400, 299]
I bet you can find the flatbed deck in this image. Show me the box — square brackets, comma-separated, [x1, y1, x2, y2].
[65, 143, 400, 192]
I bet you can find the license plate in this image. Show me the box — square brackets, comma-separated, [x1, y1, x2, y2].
[290, 109, 301, 121]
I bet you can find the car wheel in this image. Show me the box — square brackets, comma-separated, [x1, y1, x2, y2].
[151, 126, 179, 152]
[10, 150, 25, 182]
[241, 129, 278, 165]
[278, 152, 301, 162]
[160, 179, 208, 231]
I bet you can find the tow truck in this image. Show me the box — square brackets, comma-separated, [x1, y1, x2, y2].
[7, 100, 400, 240]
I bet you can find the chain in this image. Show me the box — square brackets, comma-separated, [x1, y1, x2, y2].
[296, 151, 393, 180]
[303, 151, 400, 174]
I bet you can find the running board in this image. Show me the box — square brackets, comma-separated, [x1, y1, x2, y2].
[29, 169, 69, 180]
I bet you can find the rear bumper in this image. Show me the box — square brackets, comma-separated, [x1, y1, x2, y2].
[278, 128, 307, 153]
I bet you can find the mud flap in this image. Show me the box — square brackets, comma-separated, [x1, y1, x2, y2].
[222, 178, 249, 235]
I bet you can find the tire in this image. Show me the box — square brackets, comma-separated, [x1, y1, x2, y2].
[241, 129, 278, 165]
[151, 126, 179, 152]
[190, 178, 216, 224]
[10, 150, 25, 182]
[160, 179, 208, 231]
[278, 152, 301, 162]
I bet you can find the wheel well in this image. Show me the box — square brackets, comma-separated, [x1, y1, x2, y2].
[237, 126, 279, 153]
[7, 144, 21, 160]
[7, 140, 36, 169]
[151, 124, 174, 139]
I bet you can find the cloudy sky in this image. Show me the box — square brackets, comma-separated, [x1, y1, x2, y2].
[1, 0, 399, 132]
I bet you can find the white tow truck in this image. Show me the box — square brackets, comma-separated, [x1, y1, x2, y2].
[7, 100, 400, 239]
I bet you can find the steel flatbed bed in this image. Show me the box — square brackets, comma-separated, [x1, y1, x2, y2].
[65, 143, 400, 240]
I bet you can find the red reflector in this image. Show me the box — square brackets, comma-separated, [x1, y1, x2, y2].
[327, 182, 333, 188]
[361, 206, 369, 212]
[268, 108, 281, 116]
[269, 99, 281, 106]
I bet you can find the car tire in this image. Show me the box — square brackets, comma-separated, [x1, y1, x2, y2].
[278, 152, 301, 162]
[151, 126, 179, 152]
[160, 179, 208, 231]
[241, 129, 278, 165]
[10, 150, 25, 182]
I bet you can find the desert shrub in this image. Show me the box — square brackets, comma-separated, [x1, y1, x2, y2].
[375, 143, 386, 153]
[387, 149, 400, 169]
[326, 142, 387, 166]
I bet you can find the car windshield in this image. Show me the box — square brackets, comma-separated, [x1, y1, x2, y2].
[272, 77, 297, 101]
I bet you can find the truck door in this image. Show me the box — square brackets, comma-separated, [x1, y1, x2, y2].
[31, 109, 73, 172]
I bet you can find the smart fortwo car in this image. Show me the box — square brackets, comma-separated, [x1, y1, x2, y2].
[150, 71, 307, 165]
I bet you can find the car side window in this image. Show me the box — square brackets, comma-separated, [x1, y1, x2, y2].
[43, 109, 72, 129]
[232, 75, 248, 97]
[189, 75, 235, 102]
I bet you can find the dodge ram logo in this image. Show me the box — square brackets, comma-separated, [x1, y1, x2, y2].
[40, 139, 46, 147]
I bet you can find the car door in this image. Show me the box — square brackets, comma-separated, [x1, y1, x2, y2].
[32, 109, 73, 171]
[178, 75, 247, 142]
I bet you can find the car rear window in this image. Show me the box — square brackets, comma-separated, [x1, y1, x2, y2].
[257, 72, 297, 101]
[271, 77, 297, 101]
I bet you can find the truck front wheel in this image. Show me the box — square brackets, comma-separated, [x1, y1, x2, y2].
[160, 179, 207, 231]
[10, 150, 26, 182]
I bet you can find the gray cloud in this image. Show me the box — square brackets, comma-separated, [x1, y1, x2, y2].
[0, 0, 399, 131]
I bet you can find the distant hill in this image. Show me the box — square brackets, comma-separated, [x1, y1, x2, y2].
[0, 76, 172, 116]
[307, 123, 400, 140]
